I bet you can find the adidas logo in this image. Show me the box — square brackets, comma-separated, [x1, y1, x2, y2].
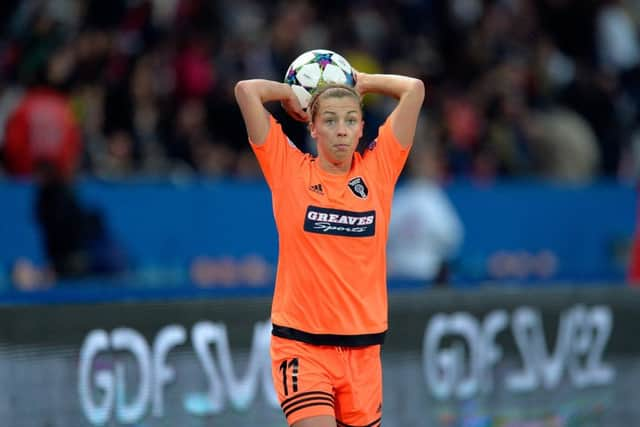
[309, 183, 324, 195]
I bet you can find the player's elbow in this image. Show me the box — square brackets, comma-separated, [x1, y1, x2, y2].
[234, 80, 263, 111]
[234, 80, 252, 102]
[410, 78, 425, 103]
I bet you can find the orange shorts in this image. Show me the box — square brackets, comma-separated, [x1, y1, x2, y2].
[270, 335, 382, 426]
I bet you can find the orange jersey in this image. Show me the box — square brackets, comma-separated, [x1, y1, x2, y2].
[251, 115, 410, 346]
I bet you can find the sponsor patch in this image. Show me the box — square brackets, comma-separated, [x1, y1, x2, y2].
[348, 176, 368, 199]
[304, 206, 375, 237]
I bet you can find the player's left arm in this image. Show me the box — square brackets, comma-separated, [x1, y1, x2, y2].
[354, 72, 425, 148]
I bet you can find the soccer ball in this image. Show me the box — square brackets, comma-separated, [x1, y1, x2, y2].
[284, 49, 356, 110]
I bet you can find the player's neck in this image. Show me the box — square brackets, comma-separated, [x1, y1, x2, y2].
[317, 156, 352, 175]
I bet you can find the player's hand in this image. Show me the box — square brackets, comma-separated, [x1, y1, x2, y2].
[281, 91, 309, 122]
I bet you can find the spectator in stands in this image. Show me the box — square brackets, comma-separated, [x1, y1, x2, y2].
[0, 0, 636, 181]
[526, 107, 600, 182]
[2, 50, 128, 282]
[34, 160, 128, 280]
[2, 48, 81, 179]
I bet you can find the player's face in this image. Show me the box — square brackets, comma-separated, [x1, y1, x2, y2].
[310, 97, 363, 163]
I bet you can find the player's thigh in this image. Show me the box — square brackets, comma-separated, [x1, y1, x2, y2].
[271, 336, 336, 425]
[334, 345, 383, 426]
[292, 415, 336, 427]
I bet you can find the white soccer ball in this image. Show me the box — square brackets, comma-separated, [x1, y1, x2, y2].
[284, 49, 356, 110]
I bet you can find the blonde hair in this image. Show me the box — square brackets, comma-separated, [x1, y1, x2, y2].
[308, 84, 362, 121]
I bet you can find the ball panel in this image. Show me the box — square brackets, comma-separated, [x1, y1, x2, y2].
[284, 68, 298, 86]
[291, 85, 312, 109]
[322, 63, 348, 85]
[289, 51, 317, 71]
[296, 63, 322, 88]
[310, 49, 334, 55]
[330, 53, 352, 74]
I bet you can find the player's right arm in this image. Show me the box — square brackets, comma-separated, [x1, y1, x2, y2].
[234, 79, 308, 146]
[354, 72, 425, 149]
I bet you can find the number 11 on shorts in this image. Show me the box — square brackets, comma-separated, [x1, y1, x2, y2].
[279, 358, 299, 395]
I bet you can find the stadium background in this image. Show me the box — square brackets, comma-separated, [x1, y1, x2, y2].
[0, 0, 639, 426]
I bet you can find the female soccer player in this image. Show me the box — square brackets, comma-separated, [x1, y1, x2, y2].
[235, 67, 424, 427]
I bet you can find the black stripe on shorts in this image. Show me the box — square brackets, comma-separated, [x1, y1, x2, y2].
[281, 391, 335, 418]
[272, 324, 386, 346]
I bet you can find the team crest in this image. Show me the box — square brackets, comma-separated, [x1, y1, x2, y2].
[348, 176, 368, 199]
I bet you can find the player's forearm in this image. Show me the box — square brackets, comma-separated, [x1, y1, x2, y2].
[356, 73, 424, 101]
[235, 79, 292, 104]
[357, 73, 425, 148]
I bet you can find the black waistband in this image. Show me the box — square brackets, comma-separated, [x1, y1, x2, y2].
[272, 324, 386, 347]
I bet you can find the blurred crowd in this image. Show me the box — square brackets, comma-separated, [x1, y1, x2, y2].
[0, 0, 639, 183]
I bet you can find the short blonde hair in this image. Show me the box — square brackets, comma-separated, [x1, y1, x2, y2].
[308, 84, 362, 121]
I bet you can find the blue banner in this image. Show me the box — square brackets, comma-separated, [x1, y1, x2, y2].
[447, 181, 635, 284]
[0, 179, 635, 294]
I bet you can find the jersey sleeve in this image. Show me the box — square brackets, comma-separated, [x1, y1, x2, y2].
[362, 119, 412, 187]
[249, 115, 303, 190]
